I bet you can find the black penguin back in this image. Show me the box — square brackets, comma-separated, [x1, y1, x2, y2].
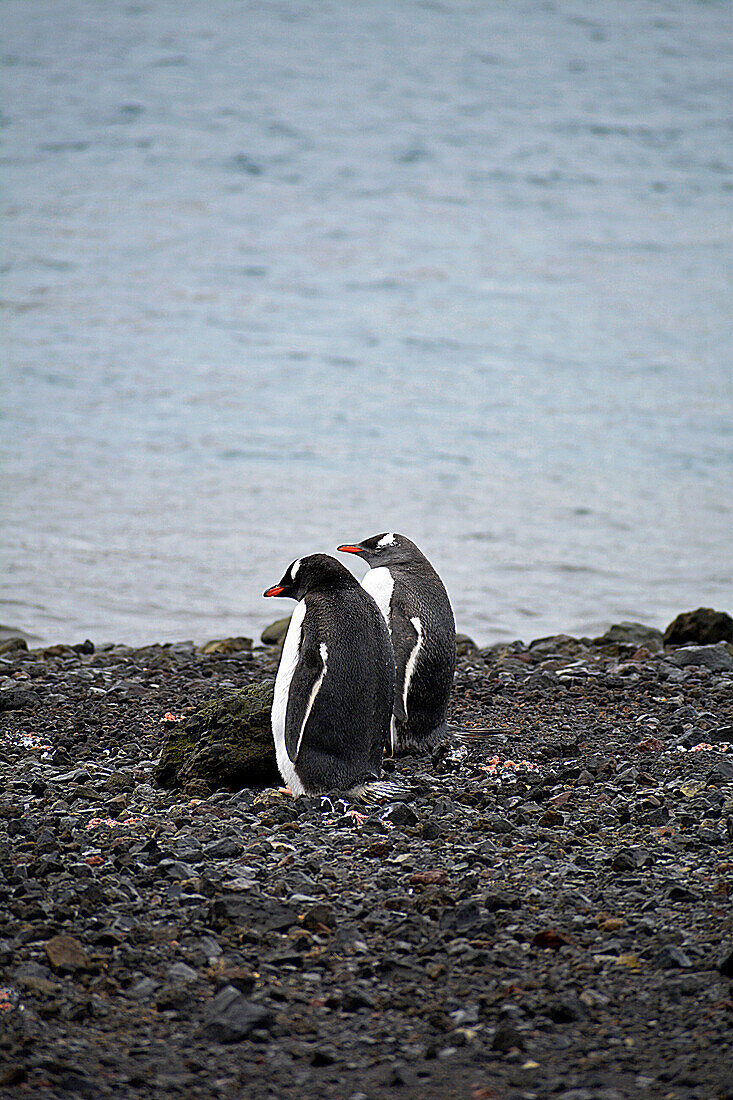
[389, 554, 456, 752]
[294, 581, 395, 792]
[268, 553, 395, 795]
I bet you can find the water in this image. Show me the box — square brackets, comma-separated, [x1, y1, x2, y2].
[2, 0, 732, 647]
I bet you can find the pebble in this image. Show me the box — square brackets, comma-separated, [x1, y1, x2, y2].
[199, 985, 272, 1043]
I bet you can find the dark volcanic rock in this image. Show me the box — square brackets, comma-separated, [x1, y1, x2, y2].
[593, 622, 664, 649]
[381, 802, 419, 827]
[655, 945, 693, 969]
[0, 686, 40, 711]
[664, 607, 733, 646]
[707, 757, 733, 785]
[155, 680, 279, 792]
[199, 985, 271, 1042]
[611, 846, 653, 872]
[440, 900, 494, 936]
[718, 947, 733, 978]
[492, 1022, 524, 1052]
[209, 892, 298, 933]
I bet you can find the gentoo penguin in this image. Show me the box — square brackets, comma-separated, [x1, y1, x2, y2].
[337, 533, 456, 754]
[263, 554, 395, 796]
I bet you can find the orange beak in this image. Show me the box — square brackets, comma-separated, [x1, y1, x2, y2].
[263, 584, 285, 597]
[337, 544, 363, 555]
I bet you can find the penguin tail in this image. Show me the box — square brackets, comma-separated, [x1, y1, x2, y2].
[349, 777, 423, 804]
[445, 724, 510, 744]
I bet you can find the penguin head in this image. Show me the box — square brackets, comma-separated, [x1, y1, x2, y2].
[337, 532, 417, 567]
[264, 553, 356, 600]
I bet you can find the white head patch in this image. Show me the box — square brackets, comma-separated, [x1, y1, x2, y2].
[290, 558, 302, 581]
[377, 532, 396, 548]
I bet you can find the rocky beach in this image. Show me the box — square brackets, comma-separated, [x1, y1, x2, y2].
[1, 613, 732, 1100]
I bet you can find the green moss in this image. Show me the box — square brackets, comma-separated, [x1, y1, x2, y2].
[155, 680, 278, 791]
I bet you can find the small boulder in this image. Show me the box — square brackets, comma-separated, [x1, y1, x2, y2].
[593, 622, 663, 651]
[717, 947, 733, 978]
[200, 636, 253, 655]
[664, 608, 733, 647]
[44, 934, 93, 973]
[0, 687, 40, 712]
[261, 618, 291, 646]
[199, 985, 271, 1043]
[154, 680, 279, 792]
[707, 758, 733, 786]
[667, 644, 733, 672]
[455, 633, 480, 658]
[655, 945, 693, 970]
[527, 634, 584, 658]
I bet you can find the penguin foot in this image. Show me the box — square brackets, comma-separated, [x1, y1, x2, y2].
[278, 786, 294, 797]
[344, 809, 367, 825]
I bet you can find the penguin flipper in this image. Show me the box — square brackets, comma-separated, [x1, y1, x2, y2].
[284, 620, 327, 763]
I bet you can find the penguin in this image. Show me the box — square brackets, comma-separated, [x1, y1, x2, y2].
[263, 554, 395, 796]
[337, 533, 456, 754]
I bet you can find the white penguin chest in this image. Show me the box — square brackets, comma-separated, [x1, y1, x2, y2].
[361, 566, 394, 629]
[271, 599, 307, 795]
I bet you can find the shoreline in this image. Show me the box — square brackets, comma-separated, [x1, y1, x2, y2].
[1, 619, 732, 1097]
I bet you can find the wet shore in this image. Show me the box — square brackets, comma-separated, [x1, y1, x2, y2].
[1, 624, 732, 1099]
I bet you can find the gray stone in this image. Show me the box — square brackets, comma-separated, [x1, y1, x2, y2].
[593, 622, 664, 650]
[0, 686, 40, 711]
[611, 847, 653, 872]
[167, 962, 198, 982]
[707, 758, 733, 786]
[667, 644, 733, 671]
[209, 891, 298, 933]
[129, 977, 158, 999]
[199, 985, 271, 1042]
[381, 803, 419, 827]
[203, 836, 244, 859]
[718, 947, 733, 977]
[655, 945, 693, 969]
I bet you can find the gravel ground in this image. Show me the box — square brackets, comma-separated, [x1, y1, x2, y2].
[1, 626, 732, 1100]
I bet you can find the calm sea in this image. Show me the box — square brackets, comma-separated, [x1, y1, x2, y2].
[2, 0, 732, 646]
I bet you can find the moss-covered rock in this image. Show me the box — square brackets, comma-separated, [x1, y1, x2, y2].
[260, 618, 291, 646]
[455, 633, 479, 659]
[155, 680, 278, 794]
[199, 636, 253, 655]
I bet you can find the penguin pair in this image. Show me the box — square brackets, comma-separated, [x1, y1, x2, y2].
[264, 535, 456, 796]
